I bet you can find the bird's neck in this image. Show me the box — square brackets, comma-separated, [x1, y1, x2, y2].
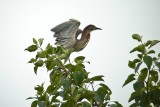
[81, 30, 91, 40]
[74, 31, 91, 52]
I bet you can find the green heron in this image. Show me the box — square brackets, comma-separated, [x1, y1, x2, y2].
[51, 19, 102, 62]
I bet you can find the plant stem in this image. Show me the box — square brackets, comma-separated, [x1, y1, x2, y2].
[146, 69, 151, 105]
[56, 58, 68, 73]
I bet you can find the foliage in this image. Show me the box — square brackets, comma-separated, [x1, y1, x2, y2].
[123, 34, 160, 107]
[26, 34, 160, 107]
[25, 38, 122, 107]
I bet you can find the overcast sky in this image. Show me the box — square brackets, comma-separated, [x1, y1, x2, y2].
[0, 0, 160, 107]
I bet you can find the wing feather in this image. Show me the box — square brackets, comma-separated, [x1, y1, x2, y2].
[51, 19, 81, 50]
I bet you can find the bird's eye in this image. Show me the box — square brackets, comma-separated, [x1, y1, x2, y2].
[92, 27, 96, 30]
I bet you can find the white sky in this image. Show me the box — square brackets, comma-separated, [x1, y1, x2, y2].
[0, 0, 160, 107]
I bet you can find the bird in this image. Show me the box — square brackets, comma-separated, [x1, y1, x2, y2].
[51, 19, 102, 63]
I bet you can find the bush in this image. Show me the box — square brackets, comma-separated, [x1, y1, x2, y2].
[123, 34, 160, 107]
[25, 34, 160, 107]
[25, 38, 122, 107]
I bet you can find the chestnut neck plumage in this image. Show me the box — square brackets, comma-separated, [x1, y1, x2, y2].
[81, 28, 91, 40]
[74, 29, 91, 52]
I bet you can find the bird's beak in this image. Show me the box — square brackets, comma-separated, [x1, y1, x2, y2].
[95, 27, 102, 30]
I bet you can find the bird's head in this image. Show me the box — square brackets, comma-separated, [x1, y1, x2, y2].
[85, 24, 102, 31]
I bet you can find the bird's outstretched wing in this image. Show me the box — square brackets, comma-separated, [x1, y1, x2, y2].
[51, 19, 81, 50]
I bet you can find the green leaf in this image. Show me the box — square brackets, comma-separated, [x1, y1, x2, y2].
[139, 92, 148, 107]
[74, 56, 85, 63]
[91, 75, 104, 81]
[138, 68, 148, 82]
[34, 65, 38, 74]
[150, 88, 160, 106]
[81, 89, 95, 100]
[154, 61, 160, 71]
[158, 53, 160, 57]
[46, 43, 55, 54]
[83, 78, 92, 83]
[105, 94, 111, 101]
[38, 38, 44, 46]
[128, 91, 142, 102]
[45, 56, 55, 70]
[129, 103, 139, 107]
[31, 100, 38, 107]
[33, 38, 38, 45]
[46, 85, 55, 94]
[75, 63, 85, 72]
[73, 71, 87, 85]
[50, 70, 62, 85]
[145, 40, 152, 46]
[81, 101, 91, 107]
[37, 51, 46, 58]
[71, 85, 77, 95]
[113, 101, 123, 107]
[61, 102, 68, 107]
[46, 61, 55, 71]
[128, 59, 141, 69]
[110, 104, 118, 107]
[77, 102, 91, 107]
[38, 101, 46, 107]
[133, 81, 144, 91]
[137, 54, 143, 60]
[150, 70, 158, 83]
[148, 40, 160, 49]
[51, 92, 60, 103]
[61, 46, 70, 55]
[55, 46, 63, 55]
[130, 45, 146, 54]
[61, 77, 71, 90]
[74, 94, 81, 102]
[99, 83, 112, 94]
[59, 90, 65, 98]
[35, 84, 44, 95]
[58, 54, 68, 60]
[133, 59, 141, 63]
[158, 81, 160, 86]
[153, 57, 157, 61]
[51, 99, 60, 104]
[143, 55, 152, 69]
[123, 74, 135, 87]
[128, 61, 135, 69]
[95, 87, 108, 104]
[25, 45, 38, 52]
[148, 77, 154, 88]
[65, 63, 75, 72]
[51, 97, 60, 103]
[135, 62, 142, 73]
[35, 60, 44, 67]
[28, 58, 36, 63]
[132, 34, 141, 42]
[26, 97, 36, 100]
[147, 50, 155, 54]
